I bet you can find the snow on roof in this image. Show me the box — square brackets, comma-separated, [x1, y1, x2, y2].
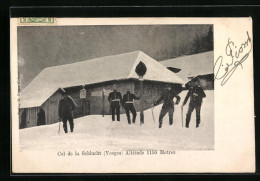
[20, 51, 184, 108]
[160, 51, 214, 83]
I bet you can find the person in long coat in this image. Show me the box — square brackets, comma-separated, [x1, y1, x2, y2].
[58, 89, 78, 133]
[122, 88, 140, 124]
[153, 84, 181, 128]
[108, 84, 123, 121]
[182, 78, 206, 128]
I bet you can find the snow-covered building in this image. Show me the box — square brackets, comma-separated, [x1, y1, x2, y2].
[19, 51, 184, 129]
[160, 51, 214, 89]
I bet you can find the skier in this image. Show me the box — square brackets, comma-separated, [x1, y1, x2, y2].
[122, 88, 140, 124]
[182, 78, 206, 128]
[108, 84, 123, 121]
[153, 84, 181, 128]
[58, 89, 77, 133]
[37, 108, 46, 126]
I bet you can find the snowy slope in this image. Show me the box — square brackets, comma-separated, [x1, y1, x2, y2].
[20, 90, 214, 151]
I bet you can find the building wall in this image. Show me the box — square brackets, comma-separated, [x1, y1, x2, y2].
[19, 91, 63, 129]
[185, 73, 214, 90]
[41, 91, 63, 124]
[90, 81, 135, 115]
[64, 80, 134, 116]
[65, 80, 170, 116]
[199, 74, 214, 90]
[133, 80, 166, 111]
[19, 107, 41, 129]
[20, 80, 182, 129]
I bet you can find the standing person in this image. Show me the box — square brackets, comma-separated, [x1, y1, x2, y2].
[58, 89, 78, 133]
[108, 84, 123, 121]
[153, 84, 181, 128]
[182, 78, 206, 128]
[122, 88, 140, 124]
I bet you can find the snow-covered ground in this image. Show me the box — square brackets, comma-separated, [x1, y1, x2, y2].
[20, 90, 214, 151]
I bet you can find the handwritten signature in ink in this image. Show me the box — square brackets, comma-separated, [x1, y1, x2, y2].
[214, 31, 252, 86]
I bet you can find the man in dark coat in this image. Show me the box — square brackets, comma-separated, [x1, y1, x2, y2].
[182, 78, 206, 128]
[122, 88, 140, 124]
[58, 89, 77, 133]
[153, 84, 181, 128]
[108, 84, 123, 121]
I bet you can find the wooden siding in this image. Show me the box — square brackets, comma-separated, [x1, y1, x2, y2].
[89, 81, 134, 115]
[19, 91, 63, 129]
[65, 80, 134, 116]
[20, 80, 182, 128]
[41, 91, 63, 125]
[134, 81, 170, 111]
[19, 107, 40, 128]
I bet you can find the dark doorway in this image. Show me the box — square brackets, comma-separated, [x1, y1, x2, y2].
[20, 109, 27, 129]
[82, 100, 90, 116]
[37, 108, 46, 126]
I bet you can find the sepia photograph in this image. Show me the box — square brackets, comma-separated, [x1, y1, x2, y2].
[17, 24, 214, 152]
[11, 18, 254, 173]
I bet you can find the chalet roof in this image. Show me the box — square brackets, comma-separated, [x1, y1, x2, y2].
[160, 51, 214, 83]
[20, 51, 184, 108]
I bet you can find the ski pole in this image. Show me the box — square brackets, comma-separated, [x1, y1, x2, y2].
[58, 118, 61, 134]
[181, 106, 184, 127]
[151, 106, 155, 124]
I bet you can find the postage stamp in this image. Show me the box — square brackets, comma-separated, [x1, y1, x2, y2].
[18, 17, 56, 25]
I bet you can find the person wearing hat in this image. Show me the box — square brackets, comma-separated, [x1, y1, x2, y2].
[122, 88, 140, 124]
[108, 84, 123, 121]
[182, 78, 206, 128]
[153, 84, 181, 128]
[58, 88, 78, 133]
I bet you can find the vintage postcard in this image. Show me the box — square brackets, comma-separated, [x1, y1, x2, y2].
[11, 18, 254, 173]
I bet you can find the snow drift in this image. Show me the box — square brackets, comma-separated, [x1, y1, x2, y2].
[19, 90, 214, 151]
